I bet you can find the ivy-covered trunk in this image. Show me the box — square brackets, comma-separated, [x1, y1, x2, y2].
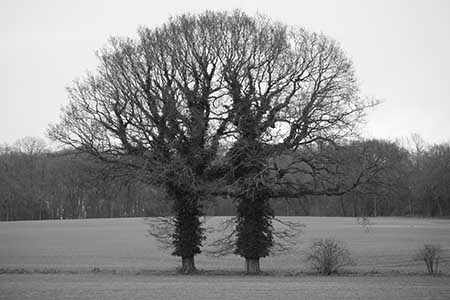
[235, 180, 274, 274]
[231, 139, 274, 274]
[166, 176, 204, 274]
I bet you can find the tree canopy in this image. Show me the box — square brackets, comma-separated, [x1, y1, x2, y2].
[49, 10, 376, 274]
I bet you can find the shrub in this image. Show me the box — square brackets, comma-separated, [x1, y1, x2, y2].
[415, 244, 441, 274]
[304, 238, 354, 275]
[357, 216, 373, 232]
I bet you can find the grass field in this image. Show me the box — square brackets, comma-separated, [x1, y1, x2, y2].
[1, 273, 449, 300]
[1, 217, 449, 273]
[1, 217, 449, 299]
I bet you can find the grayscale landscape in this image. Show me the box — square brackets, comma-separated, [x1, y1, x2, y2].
[2, 0, 450, 299]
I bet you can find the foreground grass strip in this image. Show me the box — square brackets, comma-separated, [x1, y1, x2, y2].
[1, 267, 449, 278]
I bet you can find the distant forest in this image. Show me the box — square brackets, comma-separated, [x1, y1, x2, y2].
[1, 136, 449, 221]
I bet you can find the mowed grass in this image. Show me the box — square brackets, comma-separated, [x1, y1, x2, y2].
[1, 217, 449, 274]
[1, 273, 450, 300]
[1, 217, 450, 300]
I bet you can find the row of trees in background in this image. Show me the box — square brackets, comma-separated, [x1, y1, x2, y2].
[272, 135, 450, 218]
[2, 135, 449, 222]
[0, 137, 170, 221]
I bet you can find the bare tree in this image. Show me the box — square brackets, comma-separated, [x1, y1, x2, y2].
[49, 10, 375, 274]
[0, 138, 50, 220]
[336, 139, 412, 217]
[49, 12, 232, 274]
[203, 12, 375, 273]
[411, 143, 450, 216]
[14, 137, 47, 155]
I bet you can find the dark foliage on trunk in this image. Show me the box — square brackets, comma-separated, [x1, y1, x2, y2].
[167, 178, 204, 259]
[235, 180, 274, 260]
[228, 139, 274, 261]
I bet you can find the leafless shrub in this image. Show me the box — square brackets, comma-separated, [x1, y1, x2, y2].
[415, 244, 441, 274]
[204, 217, 305, 257]
[357, 216, 373, 232]
[304, 238, 355, 275]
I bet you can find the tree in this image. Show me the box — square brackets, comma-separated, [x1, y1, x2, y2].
[49, 12, 234, 274]
[336, 139, 412, 217]
[0, 137, 50, 220]
[204, 12, 373, 273]
[49, 10, 373, 274]
[410, 142, 450, 216]
[14, 137, 47, 155]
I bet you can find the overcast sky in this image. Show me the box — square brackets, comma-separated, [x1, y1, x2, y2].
[1, 0, 449, 146]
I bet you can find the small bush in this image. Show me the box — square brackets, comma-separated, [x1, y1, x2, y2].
[415, 244, 441, 274]
[304, 238, 354, 275]
[357, 216, 373, 232]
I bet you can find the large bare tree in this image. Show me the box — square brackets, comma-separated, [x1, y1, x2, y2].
[49, 12, 232, 274]
[50, 10, 374, 274]
[203, 12, 374, 273]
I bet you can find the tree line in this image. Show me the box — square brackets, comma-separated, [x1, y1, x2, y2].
[1, 11, 449, 274]
[0, 137, 170, 221]
[2, 135, 449, 222]
[271, 136, 450, 218]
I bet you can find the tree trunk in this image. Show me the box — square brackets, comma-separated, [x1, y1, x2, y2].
[352, 194, 358, 217]
[373, 196, 377, 217]
[448, 196, 450, 216]
[340, 196, 346, 216]
[436, 197, 443, 217]
[39, 198, 42, 220]
[6, 199, 9, 221]
[285, 199, 289, 216]
[109, 201, 114, 218]
[245, 258, 261, 274]
[409, 197, 414, 216]
[180, 257, 197, 274]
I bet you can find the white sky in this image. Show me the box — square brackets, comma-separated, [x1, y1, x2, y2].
[1, 0, 449, 145]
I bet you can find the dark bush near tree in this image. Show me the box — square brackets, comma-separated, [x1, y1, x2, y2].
[304, 238, 354, 275]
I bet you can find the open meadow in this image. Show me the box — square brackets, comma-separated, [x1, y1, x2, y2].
[1, 217, 450, 299]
